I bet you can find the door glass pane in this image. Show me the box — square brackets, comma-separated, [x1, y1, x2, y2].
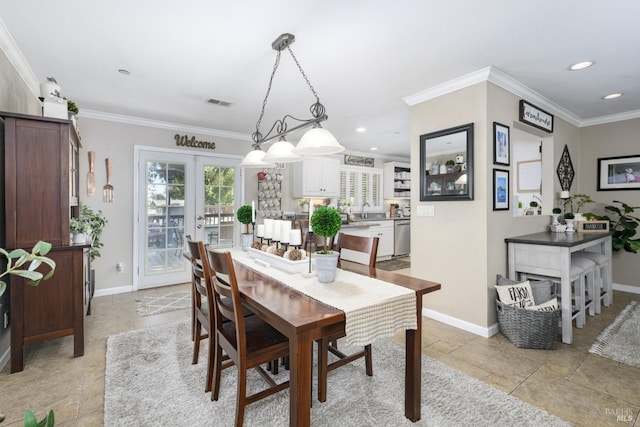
[145, 161, 186, 275]
[203, 166, 235, 248]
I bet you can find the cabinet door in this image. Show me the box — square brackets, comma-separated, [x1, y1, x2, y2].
[369, 221, 394, 258]
[4, 116, 70, 248]
[292, 157, 340, 197]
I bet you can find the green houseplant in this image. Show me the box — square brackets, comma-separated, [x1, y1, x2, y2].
[80, 204, 108, 262]
[236, 205, 254, 251]
[310, 206, 342, 283]
[70, 204, 108, 261]
[596, 200, 640, 253]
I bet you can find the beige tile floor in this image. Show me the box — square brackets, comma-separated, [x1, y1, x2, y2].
[0, 273, 639, 426]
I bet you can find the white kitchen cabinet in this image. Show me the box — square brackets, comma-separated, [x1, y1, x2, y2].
[369, 220, 394, 259]
[292, 156, 340, 198]
[340, 219, 394, 261]
[383, 161, 411, 199]
[339, 165, 383, 212]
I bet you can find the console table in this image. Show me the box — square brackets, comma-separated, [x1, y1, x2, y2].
[505, 231, 612, 344]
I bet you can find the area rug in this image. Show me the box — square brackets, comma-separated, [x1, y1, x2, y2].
[104, 319, 568, 427]
[376, 257, 410, 271]
[589, 300, 640, 368]
[135, 290, 191, 317]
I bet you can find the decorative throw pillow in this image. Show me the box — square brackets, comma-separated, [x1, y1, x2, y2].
[496, 281, 534, 308]
[525, 297, 559, 312]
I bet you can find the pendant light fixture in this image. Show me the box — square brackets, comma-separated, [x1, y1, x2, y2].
[240, 33, 344, 167]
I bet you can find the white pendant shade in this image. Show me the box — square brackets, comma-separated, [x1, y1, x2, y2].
[239, 149, 276, 168]
[294, 127, 345, 155]
[262, 138, 302, 163]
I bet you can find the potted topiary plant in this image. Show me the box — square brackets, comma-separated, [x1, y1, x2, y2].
[529, 201, 539, 216]
[563, 212, 576, 232]
[310, 206, 342, 283]
[236, 204, 254, 251]
[551, 207, 562, 225]
[563, 193, 594, 221]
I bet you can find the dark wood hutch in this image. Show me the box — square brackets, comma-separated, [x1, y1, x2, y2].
[0, 111, 91, 373]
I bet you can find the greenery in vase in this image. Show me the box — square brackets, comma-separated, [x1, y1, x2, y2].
[529, 201, 538, 208]
[236, 205, 253, 234]
[310, 206, 341, 254]
[552, 207, 562, 214]
[64, 97, 79, 114]
[564, 212, 575, 219]
[596, 200, 640, 253]
[563, 193, 594, 214]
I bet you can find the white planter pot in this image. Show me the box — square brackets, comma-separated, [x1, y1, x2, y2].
[73, 232, 86, 245]
[314, 251, 340, 283]
[240, 233, 253, 251]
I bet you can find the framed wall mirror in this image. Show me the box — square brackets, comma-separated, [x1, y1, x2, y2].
[419, 123, 474, 201]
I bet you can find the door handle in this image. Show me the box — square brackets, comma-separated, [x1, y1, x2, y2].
[197, 215, 204, 220]
[197, 224, 202, 229]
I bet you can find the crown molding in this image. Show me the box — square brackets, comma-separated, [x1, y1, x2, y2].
[80, 109, 250, 141]
[403, 66, 586, 127]
[580, 109, 640, 127]
[0, 16, 40, 100]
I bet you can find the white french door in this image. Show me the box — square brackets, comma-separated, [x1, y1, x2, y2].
[135, 148, 242, 289]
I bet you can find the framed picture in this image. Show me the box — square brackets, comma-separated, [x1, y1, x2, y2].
[519, 100, 554, 133]
[493, 122, 510, 165]
[493, 169, 510, 210]
[597, 155, 640, 191]
[419, 123, 474, 201]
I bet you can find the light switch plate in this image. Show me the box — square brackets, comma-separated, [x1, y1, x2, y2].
[416, 205, 435, 216]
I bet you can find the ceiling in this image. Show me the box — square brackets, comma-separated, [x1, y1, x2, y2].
[2, 1, 639, 159]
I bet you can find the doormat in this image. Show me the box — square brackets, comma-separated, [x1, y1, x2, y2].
[136, 290, 191, 317]
[376, 258, 410, 271]
[589, 300, 640, 368]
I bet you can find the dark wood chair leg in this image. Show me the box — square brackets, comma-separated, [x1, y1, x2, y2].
[365, 344, 373, 376]
[192, 324, 201, 365]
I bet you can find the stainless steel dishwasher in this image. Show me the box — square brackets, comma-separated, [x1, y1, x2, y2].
[394, 219, 411, 256]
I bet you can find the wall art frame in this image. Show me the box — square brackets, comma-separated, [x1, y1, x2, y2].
[493, 122, 510, 166]
[419, 123, 474, 201]
[519, 100, 554, 133]
[597, 155, 640, 191]
[493, 169, 510, 211]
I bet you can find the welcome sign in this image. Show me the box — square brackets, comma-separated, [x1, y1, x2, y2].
[519, 100, 554, 133]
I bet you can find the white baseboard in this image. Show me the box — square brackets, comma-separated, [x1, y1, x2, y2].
[422, 308, 499, 338]
[613, 282, 640, 294]
[93, 285, 134, 298]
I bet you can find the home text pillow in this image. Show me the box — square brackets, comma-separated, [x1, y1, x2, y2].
[525, 297, 559, 312]
[496, 281, 534, 308]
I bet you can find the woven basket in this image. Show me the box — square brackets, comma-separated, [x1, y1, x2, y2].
[496, 300, 560, 349]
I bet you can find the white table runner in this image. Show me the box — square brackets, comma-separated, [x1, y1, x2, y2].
[230, 249, 417, 346]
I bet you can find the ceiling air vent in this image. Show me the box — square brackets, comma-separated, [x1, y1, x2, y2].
[207, 98, 233, 107]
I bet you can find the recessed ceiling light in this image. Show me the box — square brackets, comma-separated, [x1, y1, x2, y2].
[603, 93, 623, 100]
[370, 147, 378, 151]
[356, 127, 366, 133]
[569, 61, 594, 71]
[118, 69, 131, 75]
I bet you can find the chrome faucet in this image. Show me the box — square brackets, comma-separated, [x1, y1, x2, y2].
[361, 202, 370, 219]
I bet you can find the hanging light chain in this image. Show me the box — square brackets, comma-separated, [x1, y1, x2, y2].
[253, 50, 282, 143]
[287, 46, 320, 103]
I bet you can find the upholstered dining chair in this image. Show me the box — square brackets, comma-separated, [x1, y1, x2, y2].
[206, 248, 290, 426]
[316, 232, 379, 403]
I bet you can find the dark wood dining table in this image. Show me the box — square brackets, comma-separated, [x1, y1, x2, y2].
[232, 258, 441, 427]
